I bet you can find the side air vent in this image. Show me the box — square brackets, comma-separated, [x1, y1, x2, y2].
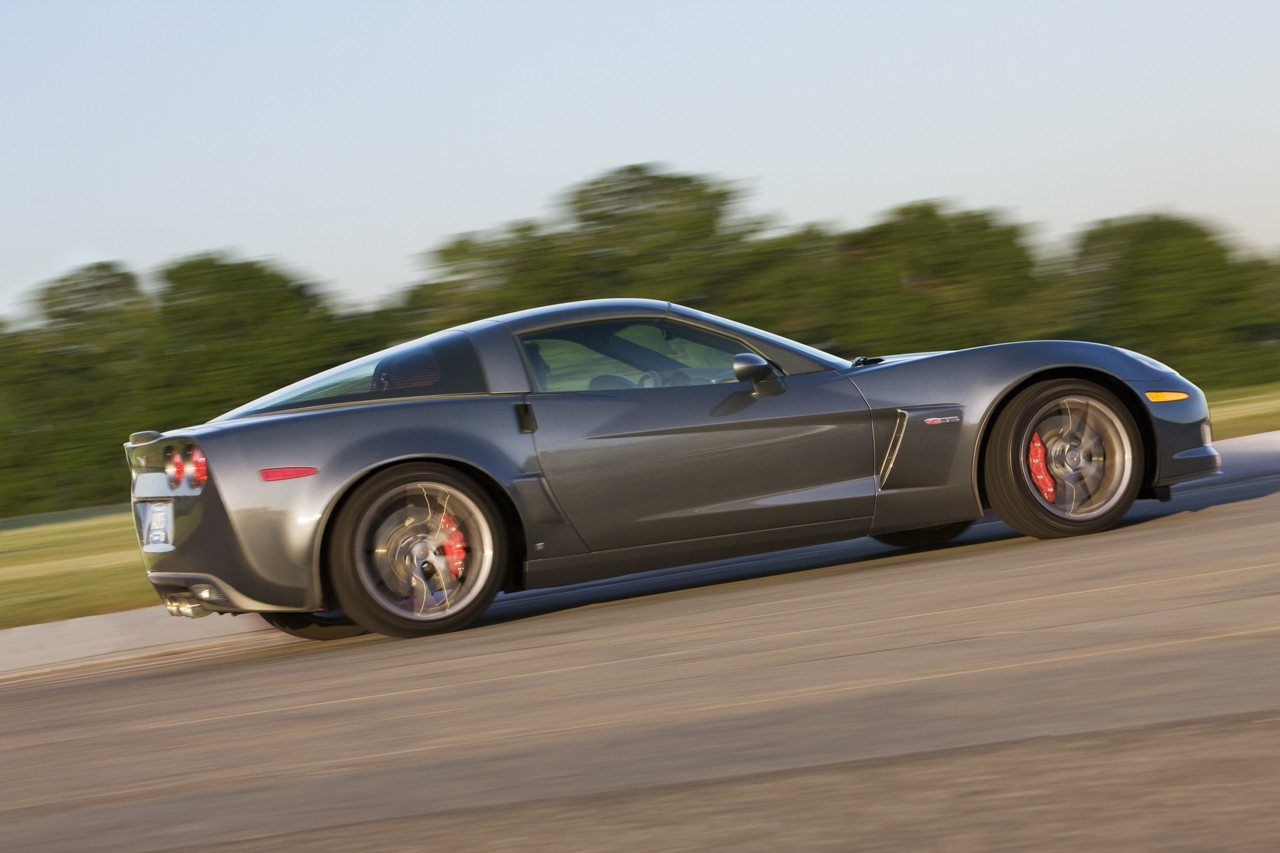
[879, 410, 908, 486]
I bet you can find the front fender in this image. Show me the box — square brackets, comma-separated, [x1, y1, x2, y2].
[846, 340, 1176, 533]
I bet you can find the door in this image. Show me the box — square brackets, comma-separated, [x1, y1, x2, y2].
[519, 319, 876, 552]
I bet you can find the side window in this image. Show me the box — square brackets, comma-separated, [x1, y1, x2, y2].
[231, 330, 487, 416]
[520, 319, 756, 392]
[614, 323, 740, 378]
[371, 332, 487, 397]
[523, 338, 642, 392]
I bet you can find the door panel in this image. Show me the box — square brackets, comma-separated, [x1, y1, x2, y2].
[528, 371, 876, 552]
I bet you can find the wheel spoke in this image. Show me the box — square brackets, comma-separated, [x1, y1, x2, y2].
[1061, 477, 1082, 515]
[1079, 432, 1104, 456]
[1058, 398, 1090, 443]
[1059, 399, 1080, 438]
[410, 564, 431, 614]
[1077, 400, 1094, 443]
[1022, 394, 1133, 522]
[1075, 470, 1098, 510]
[355, 480, 494, 622]
[1057, 399, 1075, 441]
[1082, 466, 1104, 500]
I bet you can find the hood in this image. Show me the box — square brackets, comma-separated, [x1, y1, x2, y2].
[859, 350, 954, 366]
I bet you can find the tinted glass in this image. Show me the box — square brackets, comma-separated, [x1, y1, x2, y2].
[221, 330, 487, 418]
[520, 320, 750, 392]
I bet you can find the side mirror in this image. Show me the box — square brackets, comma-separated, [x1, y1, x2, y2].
[732, 353, 784, 395]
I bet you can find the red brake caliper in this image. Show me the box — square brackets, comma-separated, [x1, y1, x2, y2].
[439, 513, 467, 579]
[1028, 432, 1056, 502]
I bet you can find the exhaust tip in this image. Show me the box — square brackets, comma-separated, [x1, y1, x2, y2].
[163, 594, 211, 618]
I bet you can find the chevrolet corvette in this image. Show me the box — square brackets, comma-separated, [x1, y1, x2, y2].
[125, 299, 1219, 639]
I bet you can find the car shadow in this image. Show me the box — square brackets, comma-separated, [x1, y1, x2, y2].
[477, 471, 1280, 629]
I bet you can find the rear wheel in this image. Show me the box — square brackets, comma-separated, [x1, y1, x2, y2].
[329, 463, 509, 638]
[259, 610, 367, 641]
[872, 521, 973, 549]
[984, 380, 1143, 539]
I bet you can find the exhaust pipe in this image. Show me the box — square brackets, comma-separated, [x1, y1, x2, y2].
[163, 594, 211, 618]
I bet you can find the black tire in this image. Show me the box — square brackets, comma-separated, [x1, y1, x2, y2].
[329, 463, 510, 638]
[259, 610, 368, 641]
[872, 520, 973, 549]
[984, 380, 1144, 539]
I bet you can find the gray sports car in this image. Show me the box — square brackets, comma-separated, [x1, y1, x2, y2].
[125, 299, 1219, 639]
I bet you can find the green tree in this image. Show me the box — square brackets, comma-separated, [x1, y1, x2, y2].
[148, 254, 352, 425]
[1065, 215, 1279, 384]
[834, 202, 1040, 354]
[0, 164, 1276, 518]
[397, 164, 761, 333]
[0, 263, 156, 511]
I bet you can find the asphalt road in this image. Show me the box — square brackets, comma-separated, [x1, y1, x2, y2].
[1, 434, 1278, 851]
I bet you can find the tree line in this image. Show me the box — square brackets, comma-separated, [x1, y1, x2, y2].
[1, 164, 1276, 516]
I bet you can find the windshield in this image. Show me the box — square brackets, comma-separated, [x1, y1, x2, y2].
[677, 306, 852, 370]
[217, 329, 487, 420]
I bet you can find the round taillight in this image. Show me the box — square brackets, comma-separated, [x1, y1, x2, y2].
[165, 447, 185, 489]
[187, 445, 208, 487]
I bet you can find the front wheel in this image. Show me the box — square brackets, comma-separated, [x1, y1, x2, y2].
[984, 380, 1144, 539]
[259, 610, 368, 641]
[329, 463, 510, 638]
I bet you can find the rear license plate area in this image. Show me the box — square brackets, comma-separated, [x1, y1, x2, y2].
[138, 501, 174, 550]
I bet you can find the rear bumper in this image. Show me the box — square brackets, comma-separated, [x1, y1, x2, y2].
[148, 571, 309, 615]
[127, 447, 320, 614]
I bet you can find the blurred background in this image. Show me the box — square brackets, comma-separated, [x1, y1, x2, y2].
[4, 7, 1280, 844]
[1, 0, 1277, 517]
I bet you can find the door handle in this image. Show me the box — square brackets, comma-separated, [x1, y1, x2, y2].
[515, 402, 537, 434]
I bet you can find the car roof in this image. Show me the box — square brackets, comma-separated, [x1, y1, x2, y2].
[462, 298, 672, 334]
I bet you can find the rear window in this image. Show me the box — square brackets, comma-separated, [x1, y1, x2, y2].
[219, 330, 487, 419]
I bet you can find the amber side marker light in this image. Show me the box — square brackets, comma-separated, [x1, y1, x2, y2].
[1145, 391, 1190, 403]
[259, 467, 319, 482]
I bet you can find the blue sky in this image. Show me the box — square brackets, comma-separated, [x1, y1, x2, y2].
[2, 0, 1277, 316]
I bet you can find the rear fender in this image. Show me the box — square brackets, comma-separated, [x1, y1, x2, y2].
[191, 397, 587, 610]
